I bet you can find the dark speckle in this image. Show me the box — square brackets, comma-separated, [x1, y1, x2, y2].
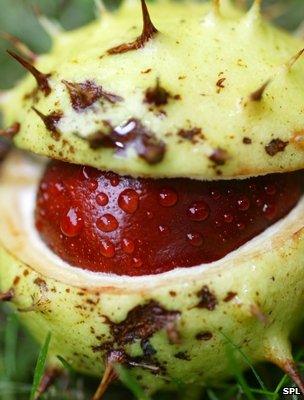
[265, 139, 288, 156]
[178, 127, 203, 143]
[243, 137, 252, 145]
[223, 292, 237, 302]
[196, 285, 218, 311]
[216, 77, 226, 93]
[209, 148, 229, 166]
[13, 276, 20, 286]
[174, 351, 191, 361]
[195, 331, 213, 341]
[104, 300, 180, 346]
[144, 78, 180, 107]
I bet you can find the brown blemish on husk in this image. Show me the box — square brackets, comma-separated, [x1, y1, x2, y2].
[174, 351, 191, 361]
[0, 122, 20, 139]
[209, 148, 229, 166]
[144, 78, 180, 107]
[196, 285, 218, 311]
[108, 0, 157, 55]
[224, 291, 237, 302]
[7, 50, 51, 96]
[195, 331, 213, 341]
[243, 137, 252, 145]
[178, 127, 204, 143]
[85, 119, 166, 164]
[265, 138, 288, 156]
[104, 301, 180, 345]
[62, 80, 123, 111]
[216, 77, 226, 93]
[32, 107, 63, 140]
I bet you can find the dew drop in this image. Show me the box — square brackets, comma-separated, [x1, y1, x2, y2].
[146, 211, 154, 219]
[224, 213, 233, 223]
[97, 214, 119, 232]
[55, 182, 64, 193]
[158, 225, 170, 234]
[110, 176, 120, 187]
[263, 203, 277, 220]
[187, 201, 210, 222]
[100, 239, 115, 258]
[187, 232, 203, 247]
[255, 197, 263, 207]
[118, 189, 139, 214]
[237, 221, 246, 230]
[96, 192, 109, 206]
[158, 188, 178, 207]
[211, 189, 221, 200]
[133, 257, 143, 268]
[122, 238, 135, 254]
[249, 183, 257, 192]
[60, 207, 83, 237]
[264, 184, 276, 196]
[237, 196, 250, 211]
[88, 180, 98, 191]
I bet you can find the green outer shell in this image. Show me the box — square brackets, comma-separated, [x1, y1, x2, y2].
[2, 0, 304, 179]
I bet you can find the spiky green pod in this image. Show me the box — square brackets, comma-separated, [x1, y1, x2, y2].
[1, 0, 304, 179]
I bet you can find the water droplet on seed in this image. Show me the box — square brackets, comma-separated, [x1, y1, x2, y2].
[237, 196, 250, 211]
[60, 207, 83, 237]
[158, 225, 170, 234]
[158, 188, 178, 207]
[224, 213, 233, 223]
[188, 201, 210, 222]
[110, 176, 120, 187]
[264, 184, 276, 196]
[133, 257, 143, 268]
[187, 232, 203, 247]
[100, 239, 115, 258]
[97, 214, 118, 232]
[96, 192, 109, 206]
[122, 238, 135, 254]
[118, 189, 139, 214]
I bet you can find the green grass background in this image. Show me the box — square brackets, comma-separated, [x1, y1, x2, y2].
[0, 0, 304, 399]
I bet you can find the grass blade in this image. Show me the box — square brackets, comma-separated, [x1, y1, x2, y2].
[4, 313, 19, 380]
[30, 332, 51, 400]
[207, 389, 221, 400]
[224, 342, 255, 400]
[114, 364, 151, 400]
[220, 330, 267, 392]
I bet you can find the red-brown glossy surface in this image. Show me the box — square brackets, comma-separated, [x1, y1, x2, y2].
[35, 161, 303, 276]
